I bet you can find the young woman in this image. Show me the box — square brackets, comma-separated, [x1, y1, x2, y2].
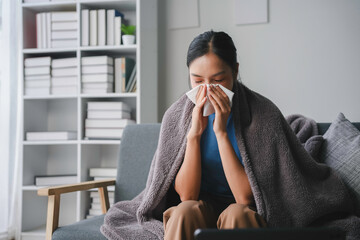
[101, 31, 358, 240]
[163, 31, 266, 240]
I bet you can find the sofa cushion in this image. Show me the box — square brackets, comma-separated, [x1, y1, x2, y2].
[52, 215, 106, 240]
[319, 112, 360, 215]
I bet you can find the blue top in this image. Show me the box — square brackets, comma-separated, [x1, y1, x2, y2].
[200, 112, 243, 197]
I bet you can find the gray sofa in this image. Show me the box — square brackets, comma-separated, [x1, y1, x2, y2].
[43, 122, 359, 240]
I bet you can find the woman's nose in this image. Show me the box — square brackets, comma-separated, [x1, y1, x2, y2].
[203, 79, 211, 85]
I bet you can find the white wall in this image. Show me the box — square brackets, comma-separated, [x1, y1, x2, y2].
[157, 0, 360, 122]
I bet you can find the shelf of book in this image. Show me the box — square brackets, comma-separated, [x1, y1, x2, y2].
[19, 0, 157, 238]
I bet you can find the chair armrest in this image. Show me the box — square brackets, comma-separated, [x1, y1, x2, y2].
[37, 179, 115, 240]
[37, 179, 116, 196]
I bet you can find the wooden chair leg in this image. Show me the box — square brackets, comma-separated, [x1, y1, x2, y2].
[45, 194, 60, 240]
[98, 187, 110, 214]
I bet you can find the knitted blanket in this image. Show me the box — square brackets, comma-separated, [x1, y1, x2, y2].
[101, 81, 360, 240]
[286, 114, 324, 159]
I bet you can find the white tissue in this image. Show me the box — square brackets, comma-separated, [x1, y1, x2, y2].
[186, 84, 234, 116]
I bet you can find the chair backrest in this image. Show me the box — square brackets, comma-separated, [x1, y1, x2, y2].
[317, 122, 360, 135]
[114, 123, 161, 202]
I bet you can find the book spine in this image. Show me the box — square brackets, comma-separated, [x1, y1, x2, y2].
[82, 82, 113, 89]
[82, 65, 113, 75]
[98, 9, 106, 46]
[52, 30, 77, 40]
[126, 64, 136, 92]
[107, 10, 115, 45]
[90, 10, 98, 46]
[121, 58, 126, 92]
[25, 67, 51, 76]
[46, 13, 51, 49]
[52, 21, 78, 31]
[52, 57, 77, 68]
[36, 13, 42, 48]
[114, 16, 121, 45]
[81, 56, 113, 66]
[81, 74, 113, 83]
[52, 77, 78, 86]
[87, 102, 130, 111]
[114, 58, 122, 93]
[51, 86, 77, 95]
[51, 67, 78, 77]
[24, 56, 51, 67]
[41, 13, 47, 48]
[51, 12, 77, 22]
[81, 9, 89, 46]
[25, 80, 51, 88]
[51, 39, 77, 48]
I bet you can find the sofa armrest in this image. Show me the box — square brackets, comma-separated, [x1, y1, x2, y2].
[37, 179, 115, 240]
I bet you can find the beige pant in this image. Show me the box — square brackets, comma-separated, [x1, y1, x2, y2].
[163, 200, 266, 240]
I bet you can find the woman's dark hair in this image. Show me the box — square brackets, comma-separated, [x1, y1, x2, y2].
[186, 30, 238, 74]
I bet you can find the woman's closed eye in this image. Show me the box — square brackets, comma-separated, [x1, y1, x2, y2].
[214, 79, 224, 82]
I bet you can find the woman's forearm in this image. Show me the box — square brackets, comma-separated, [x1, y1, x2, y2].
[174, 135, 202, 201]
[216, 132, 254, 206]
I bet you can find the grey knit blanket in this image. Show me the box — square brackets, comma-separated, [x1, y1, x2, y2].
[286, 114, 324, 160]
[101, 81, 360, 240]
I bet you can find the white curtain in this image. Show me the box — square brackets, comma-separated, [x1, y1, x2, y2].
[0, 0, 21, 239]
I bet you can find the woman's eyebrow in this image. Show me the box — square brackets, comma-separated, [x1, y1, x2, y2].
[191, 71, 225, 78]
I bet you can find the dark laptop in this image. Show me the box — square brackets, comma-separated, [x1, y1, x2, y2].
[194, 228, 345, 240]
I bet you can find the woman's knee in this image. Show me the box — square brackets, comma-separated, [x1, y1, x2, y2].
[164, 200, 205, 224]
[217, 204, 266, 229]
[170, 200, 205, 219]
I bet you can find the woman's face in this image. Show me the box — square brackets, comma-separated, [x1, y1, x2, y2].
[189, 52, 238, 90]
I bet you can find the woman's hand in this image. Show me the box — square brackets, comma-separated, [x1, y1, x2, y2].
[188, 85, 208, 139]
[208, 85, 231, 136]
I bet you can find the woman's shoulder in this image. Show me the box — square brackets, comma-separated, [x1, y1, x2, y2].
[237, 83, 286, 128]
[242, 84, 283, 115]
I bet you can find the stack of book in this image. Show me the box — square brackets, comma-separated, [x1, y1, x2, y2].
[85, 101, 135, 139]
[81, 56, 114, 94]
[89, 167, 117, 184]
[114, 57, 136, 93]
[87, 167, 116, 218]
[34, 174, 77, 186]
[24, 56, 51, 96]
[36, 11, 78, 49]
[26, 131, 77, 141]
[81, 9, 124, 46]
[51, 57, 78, 95]
[87, 191, 115, 218]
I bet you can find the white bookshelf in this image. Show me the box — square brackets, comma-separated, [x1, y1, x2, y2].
[19, 0, 158, 239]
